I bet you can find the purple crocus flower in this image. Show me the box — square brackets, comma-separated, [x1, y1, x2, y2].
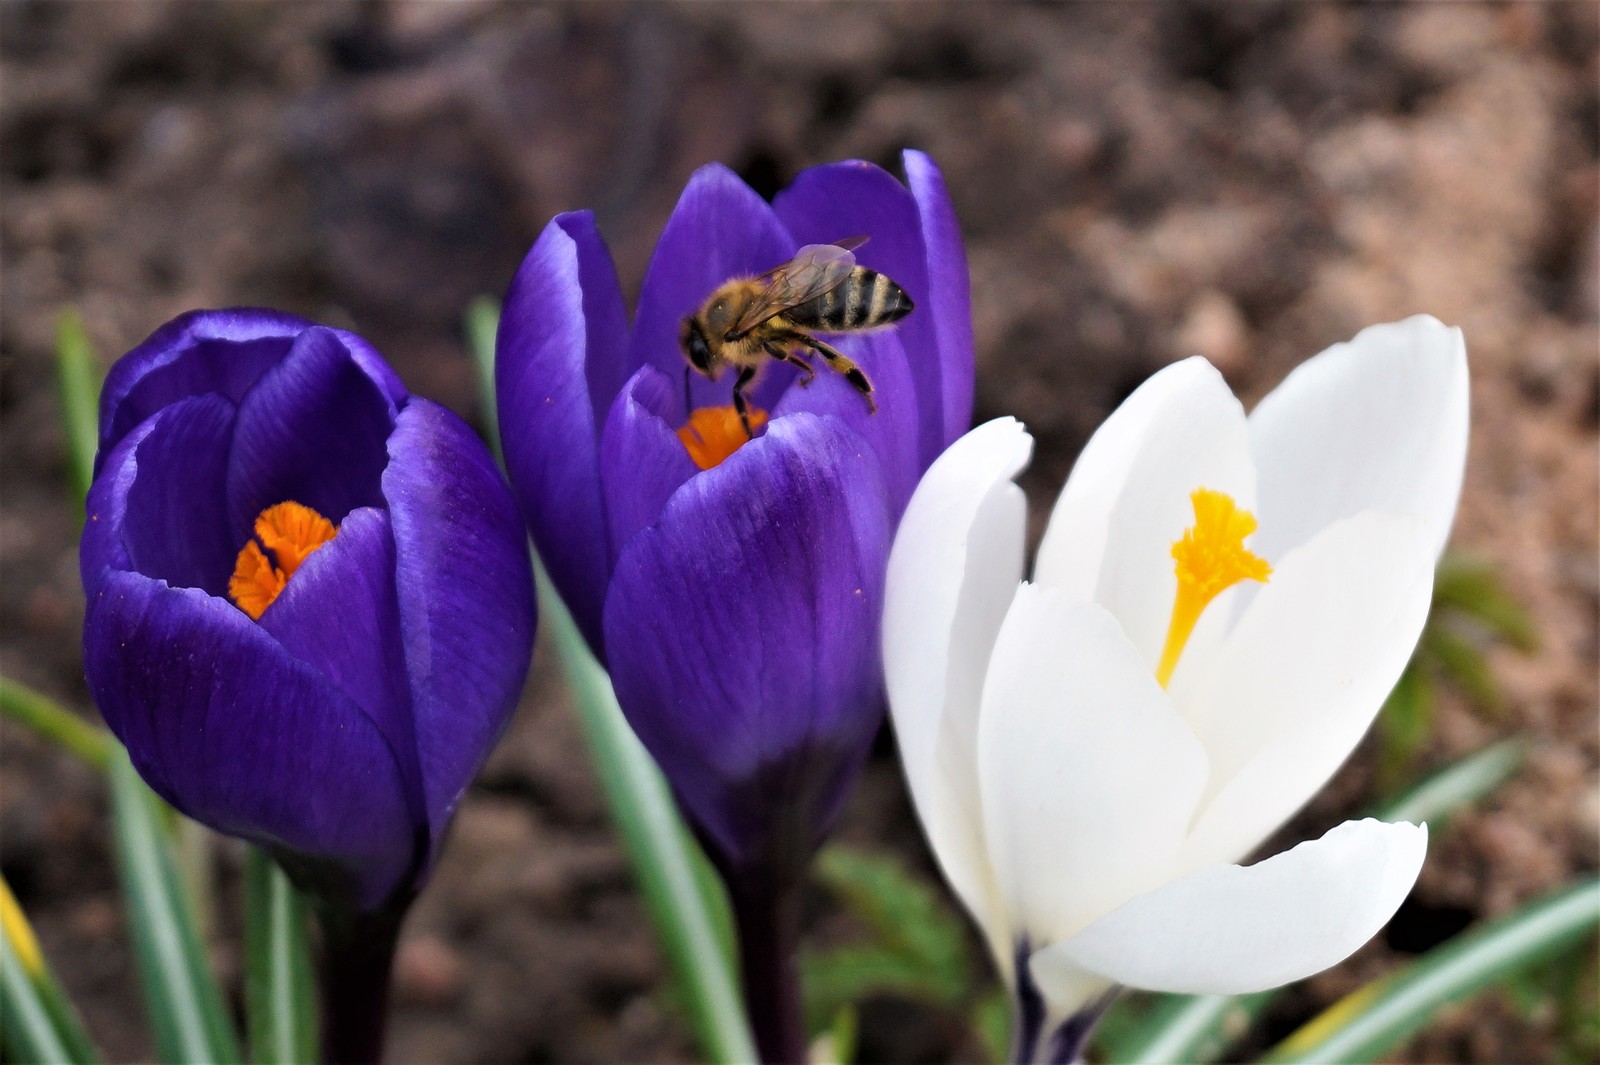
[81, 309, 536, 1060]
[496, 152, 973, 1060]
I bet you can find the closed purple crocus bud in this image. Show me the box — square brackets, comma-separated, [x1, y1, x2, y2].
[81, 309, 536, 1062]
[496, 152, 973, 1061]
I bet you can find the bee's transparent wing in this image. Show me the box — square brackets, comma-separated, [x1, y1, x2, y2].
[728, 240, 863, 338]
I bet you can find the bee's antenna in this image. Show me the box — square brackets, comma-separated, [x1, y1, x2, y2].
[682, 365, 692, 417]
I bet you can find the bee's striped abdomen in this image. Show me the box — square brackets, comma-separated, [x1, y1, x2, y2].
[789, 268, 914, 333]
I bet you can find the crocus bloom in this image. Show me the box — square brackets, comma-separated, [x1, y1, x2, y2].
[81, 309, 537, 916]
[496, 153, 972, 1060]
[884, 316, 1468, 1061]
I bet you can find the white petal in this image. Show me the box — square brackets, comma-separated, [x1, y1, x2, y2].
[976, 587, 1208, 946]
[1174, 511, 1435, 870]
[884, 417, 1032, 954]
[1041, 819, 1427, 994]
[1090, 365, 1255, 671]
[1249, 315, 1469, 564]
[1036, 357, 1229, 604]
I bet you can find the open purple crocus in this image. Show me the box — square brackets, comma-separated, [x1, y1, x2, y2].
[496, 153, 973, 1060]
[81, 309, 536, 1060]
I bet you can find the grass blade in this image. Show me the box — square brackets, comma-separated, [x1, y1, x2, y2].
[243, 849, 316, 1064]
[1097, 740, 1526, 1064]
[55, 306, 102, 502]
[109, 750, 242, 1064]
[464, 296, 503, 460]
[539, 567, 756, 1064]
[1260, 877, 1600, 1064]
[0, 675, 111, 771]
[1, 877, 103, 1064]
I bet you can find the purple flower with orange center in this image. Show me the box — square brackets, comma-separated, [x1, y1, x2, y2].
[495, 152, 973, 1060]
[80, 309, 536, 1059]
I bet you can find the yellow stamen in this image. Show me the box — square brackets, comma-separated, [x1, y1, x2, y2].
[228, 501, 338, 620]
[677, 404, 769, 470]
[1155, 488, 1272, 687]
[1, 877, 43, 978]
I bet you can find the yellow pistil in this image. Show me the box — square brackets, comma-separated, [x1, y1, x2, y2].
[677, 404, 769, 470]
[228, 501, 338, 620]
[0, 877, 43, 978]
[1154, 487, 1272, 687]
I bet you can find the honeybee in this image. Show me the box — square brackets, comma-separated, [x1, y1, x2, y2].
[678, 236, 914, 436]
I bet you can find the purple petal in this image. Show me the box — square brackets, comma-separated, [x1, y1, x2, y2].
[225, 327, 394, 542]
[83, 569, 416, 910]
[257, 506, 424, 827]
[602, 413, 892, 877]
[105, 395, 238, 596]
[773, 327, 922, 514]
[496, 213, 625, 650]
[98, 309, 405, 467]
[599, 366, 698, 567]
[902, 150, 975, 447]
[628, 164, 799, 416]
[382, 400, 536, 858]
[774, 159, 943, 463]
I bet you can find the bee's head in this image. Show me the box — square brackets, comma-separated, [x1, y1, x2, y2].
[680, 317, 715, 377]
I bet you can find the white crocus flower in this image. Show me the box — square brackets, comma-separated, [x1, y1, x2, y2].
[884, 316, 1469, 1063]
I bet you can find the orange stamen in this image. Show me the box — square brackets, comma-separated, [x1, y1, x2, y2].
[677, 405, 769, 470]
[228, 501, 338, 620]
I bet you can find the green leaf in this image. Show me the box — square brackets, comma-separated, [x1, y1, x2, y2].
[538, 567, 757, 1064]
[243, 849, 316, 1064]
[464, 296, 503, 461]
[1, 876, 103, 1064]
[1431, 555, 1538, 652]
[801, 846, 972, 1029]
[109, 750, 242, 1064]
[1426, 626, 1505, 716]
[1260, 877, 1600, 1064]
[1373, 738, 1523, 828]
[1377, 661, 1435, 789]
[1096, 740, 1526, 1064]
[0, 675, 112, 771]
[55, 306, 102, 504]
[970, 988, 1012, 1065]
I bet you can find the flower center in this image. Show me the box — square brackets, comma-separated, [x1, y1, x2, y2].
[228, 501, 338, 620]
[1154, 487, 1272, 687]
[677, 404, 769, 470]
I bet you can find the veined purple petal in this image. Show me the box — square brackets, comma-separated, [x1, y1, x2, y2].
[116, 394, 238, 597]
[902, 149, 975, 448]
[257, 506, 424, 833]
[382, 400, 536, 859]
[599, 365, 699, 567]
[774, 327, 922, 513]
[902, 149, 972, 447]
[83, 569, 416, 910]
[628, 164, 798, 416]
[774, 159, 943, 464]
[225, 326, 394, 542]
[603, 413, 892, 878]
[97, 309, 405, 466]
[497, 213, 624, 650]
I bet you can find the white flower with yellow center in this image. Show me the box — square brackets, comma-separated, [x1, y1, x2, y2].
[883, 316, 1469, 1061]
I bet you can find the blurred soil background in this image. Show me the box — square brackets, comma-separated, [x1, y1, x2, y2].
[2, 1, 1596, 1062]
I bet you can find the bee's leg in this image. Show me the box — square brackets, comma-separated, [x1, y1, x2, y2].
[789, 335, 877, 414]
[762, 340, 817, 388]
[732, 366, 758, 438]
